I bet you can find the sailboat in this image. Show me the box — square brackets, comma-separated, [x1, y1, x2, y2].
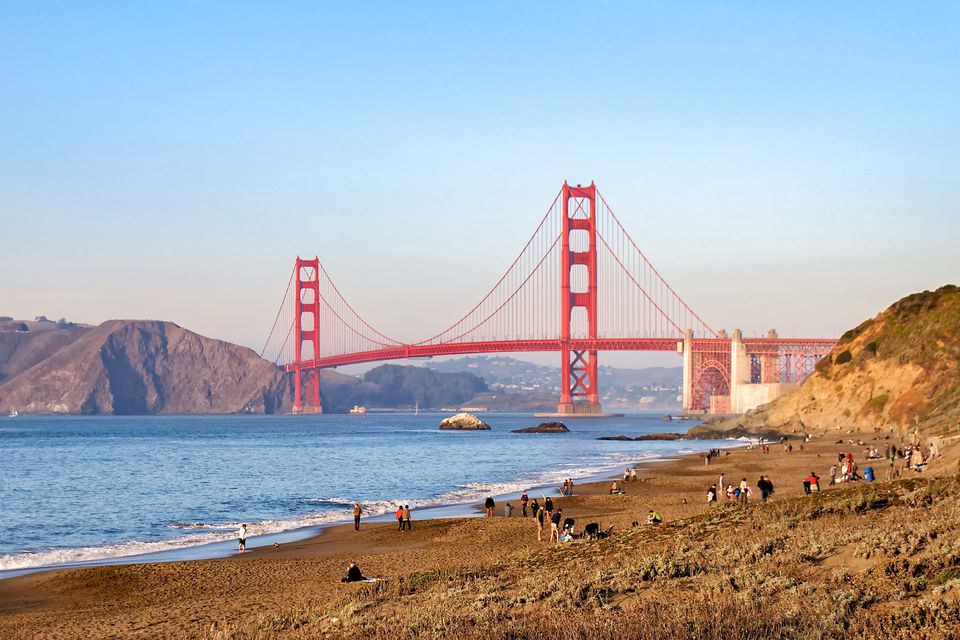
[415, 401, 420, 416]
[8, 408, 18, 418]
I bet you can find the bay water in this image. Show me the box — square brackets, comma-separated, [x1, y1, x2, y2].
[0, 413, 722, 575]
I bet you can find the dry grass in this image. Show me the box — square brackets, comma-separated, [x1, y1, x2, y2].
[203, 477, 960, 640]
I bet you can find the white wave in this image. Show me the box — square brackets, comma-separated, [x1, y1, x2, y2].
[166, 522, 238, 530]
[0, 447, 707, 572]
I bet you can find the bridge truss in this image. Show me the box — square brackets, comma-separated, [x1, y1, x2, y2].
[261, 182, 835, 414]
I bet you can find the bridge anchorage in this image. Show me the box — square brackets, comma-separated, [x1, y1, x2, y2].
[260, 182, 836, 416]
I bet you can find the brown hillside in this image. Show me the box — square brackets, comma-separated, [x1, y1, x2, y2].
[0, 320, 294, 415]
[691, 284, 960, 440]
[0, 325, 91, 383]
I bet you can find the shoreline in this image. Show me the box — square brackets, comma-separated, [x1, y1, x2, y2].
[0, 437, 740, 580]
[0, 430, 910, 638]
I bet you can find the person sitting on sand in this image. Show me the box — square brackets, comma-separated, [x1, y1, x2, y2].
[563, 516, 575, 535]
[645, 510, 663, 525]
[610, 481, 622, 495]
[340, 562, 366, 583]
[707, 484, 717, 506]
[630, 468, 638, 481]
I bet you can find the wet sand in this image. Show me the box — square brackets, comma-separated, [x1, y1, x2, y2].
[0, 434, 894, 639]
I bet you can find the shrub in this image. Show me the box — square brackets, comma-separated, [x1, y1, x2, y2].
[866, 394, 890, 412]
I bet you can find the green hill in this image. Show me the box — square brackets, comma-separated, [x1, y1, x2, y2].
[691, 284, 960, 440]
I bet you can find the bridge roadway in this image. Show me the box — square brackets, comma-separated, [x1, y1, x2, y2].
[284, 337, 838, 372]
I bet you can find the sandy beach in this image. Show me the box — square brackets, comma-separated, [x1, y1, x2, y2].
[0, 433, 933, 638]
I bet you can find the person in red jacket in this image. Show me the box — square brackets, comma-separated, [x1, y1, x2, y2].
[803, 473, 821, 494]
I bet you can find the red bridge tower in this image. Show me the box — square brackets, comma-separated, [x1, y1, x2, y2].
[293, 256, 322, 413]
[558, 182, 602, 415]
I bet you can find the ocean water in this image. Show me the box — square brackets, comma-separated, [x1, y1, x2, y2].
[0, 413, 721, 574]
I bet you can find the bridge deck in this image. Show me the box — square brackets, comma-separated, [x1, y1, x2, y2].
[284, 337, 838, 371]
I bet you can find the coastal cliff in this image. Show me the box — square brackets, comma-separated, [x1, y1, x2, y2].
[0, 320, 492, 415]
[690, 285, 960, 440]
[0, 320, 292, 414]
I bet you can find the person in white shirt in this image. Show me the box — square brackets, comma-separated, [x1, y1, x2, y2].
[238, 524, 248, 552]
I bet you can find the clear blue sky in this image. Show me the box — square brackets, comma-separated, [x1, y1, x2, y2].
[1, 2, 957, 367]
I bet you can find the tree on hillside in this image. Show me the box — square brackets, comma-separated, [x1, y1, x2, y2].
[363, 364, 487, 408]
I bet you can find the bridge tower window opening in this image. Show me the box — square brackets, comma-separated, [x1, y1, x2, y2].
[750, 354, 762, 384]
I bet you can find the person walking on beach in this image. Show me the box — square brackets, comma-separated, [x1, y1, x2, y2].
[757, 476, 774, 503]
[237, 524, 248, 553]
[520, 491, 529, 517]
[353, 502, 362, 531]
[402, 504, 412, 530]
[484, 496, 495, 517]
[396, 505, 405, 531]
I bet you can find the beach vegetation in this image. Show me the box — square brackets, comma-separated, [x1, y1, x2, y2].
[204, 477, 960, 640]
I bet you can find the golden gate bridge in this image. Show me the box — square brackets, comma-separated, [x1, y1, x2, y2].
[261, 182, 836, 415]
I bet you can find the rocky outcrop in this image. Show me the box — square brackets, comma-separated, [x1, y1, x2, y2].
[511, 422, 569, 434]
[0, 320, 293, 415]
[596, 432, 685, 441]
[690, 285, 960, 440]
[439, 412, 491, 430]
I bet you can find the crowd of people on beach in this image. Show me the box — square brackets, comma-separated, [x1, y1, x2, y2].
[320, 429, 949, 592]
[222, 424, 952, 598]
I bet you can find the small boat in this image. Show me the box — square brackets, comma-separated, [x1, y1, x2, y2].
[349, 405, 367, 415]
[415, 401, 420, 416]
[8, 408, 18, 418]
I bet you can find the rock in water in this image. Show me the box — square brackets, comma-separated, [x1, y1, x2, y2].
[511, 422, 569, 433]
[439, 412, 491, 431]
[596, 433, 685, 441]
